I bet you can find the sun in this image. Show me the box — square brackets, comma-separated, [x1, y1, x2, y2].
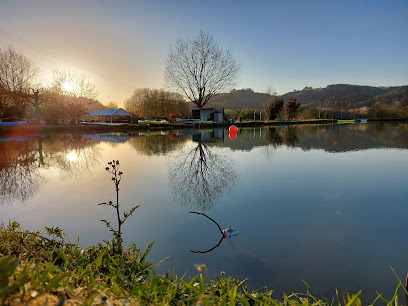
[63, 81, 74, 93]
[66, 151, 78, 162]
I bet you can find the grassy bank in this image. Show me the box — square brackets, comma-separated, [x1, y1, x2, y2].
[1, 222, 407, 305]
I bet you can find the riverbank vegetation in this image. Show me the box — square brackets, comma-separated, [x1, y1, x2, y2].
[1, 135, 408, 306]
[2, 159, 408, 305]
[3, 118, 408, 138]
[2, 221, 408, 305]
[224, 97, 408, 122]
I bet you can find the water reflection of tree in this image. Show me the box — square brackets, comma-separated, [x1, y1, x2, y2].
[168, 142, 238, 211]
[261, 126, 299, 158]
[0, 134, 101, 204]
[282, 126, 299, 147]
[128, 134, 189, 156]
[263, 123, 408, 153]
[262, 127, 283, 159]
[0, 140, 42, 203]
[45, 134, 101, 180]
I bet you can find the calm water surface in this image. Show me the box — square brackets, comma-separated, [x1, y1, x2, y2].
[1, 122, 408, 300]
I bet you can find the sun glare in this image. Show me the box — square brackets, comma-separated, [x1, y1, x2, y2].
[63, 81, 74, 93]
[66, 151, 78, 162]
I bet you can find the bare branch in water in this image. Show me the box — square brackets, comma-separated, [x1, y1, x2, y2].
[189, 211, 223, 234]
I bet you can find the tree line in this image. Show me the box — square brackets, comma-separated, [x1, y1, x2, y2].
[124, 88, 190, 119]
[0, 45, 191, 122]
[3, 30, 407, 123]
[0, 46, 106, 123]
[225, 94, 408, 121]
[1, 31, 241, 122]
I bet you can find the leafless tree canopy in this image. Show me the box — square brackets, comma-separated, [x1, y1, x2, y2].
[0, 46, 38, 95]
[165, 31, 240, 108]
[48, 69, 98, 122]
[0, 46, 39, 117]
[49, 69, 97, 99]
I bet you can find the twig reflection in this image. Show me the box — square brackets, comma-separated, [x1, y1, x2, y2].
[190, 236, 224, 254]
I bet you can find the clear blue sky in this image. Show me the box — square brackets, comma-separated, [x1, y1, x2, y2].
[1, 0, 407, 104]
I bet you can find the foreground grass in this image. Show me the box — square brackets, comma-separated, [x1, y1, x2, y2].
[1, 222, 407, 305]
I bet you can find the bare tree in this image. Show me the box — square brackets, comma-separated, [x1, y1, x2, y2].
[49, 69, 98, 123]
[0, 46, 38, 117]
[165, 30, 240, 108]
[50, 69, 97, 99]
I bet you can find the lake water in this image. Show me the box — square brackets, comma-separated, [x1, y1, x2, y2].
[1, 122, 408, 301]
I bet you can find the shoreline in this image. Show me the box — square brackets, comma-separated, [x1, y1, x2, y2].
[0, 118, 407, 137]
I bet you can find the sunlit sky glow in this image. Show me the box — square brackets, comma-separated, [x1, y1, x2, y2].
[1, 0, 407, 106]
[63, 82, 74, 93]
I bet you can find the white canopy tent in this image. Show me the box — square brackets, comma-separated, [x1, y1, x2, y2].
[81, 108, 132, 123]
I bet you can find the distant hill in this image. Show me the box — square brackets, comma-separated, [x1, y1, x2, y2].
[353, 85, 408, 108]
[280, 84, 400, 107]
[207, 89, 269, 110]
[207, 84, 406, 110]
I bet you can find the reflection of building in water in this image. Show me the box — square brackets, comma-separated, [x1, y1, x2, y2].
[83, 133, 132, 143]
[192, 128, 224, 143]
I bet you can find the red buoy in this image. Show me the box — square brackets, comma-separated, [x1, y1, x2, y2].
[229, 132, 237, 140]
[229, 125, 237, 133]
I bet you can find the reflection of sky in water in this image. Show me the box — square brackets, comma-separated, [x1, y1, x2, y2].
[0, 124, 407, 301]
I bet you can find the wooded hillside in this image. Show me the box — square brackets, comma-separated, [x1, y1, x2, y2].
[207, 84, 406, 110]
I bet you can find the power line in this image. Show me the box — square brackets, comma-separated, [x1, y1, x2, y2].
[0, 28, 134, 87]
[1, 42, 121, 91]
[0, 28, 136, 94]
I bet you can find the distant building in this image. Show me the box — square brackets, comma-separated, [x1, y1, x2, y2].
[192, 108, 224, 122]
[80, 108, 132, 123]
